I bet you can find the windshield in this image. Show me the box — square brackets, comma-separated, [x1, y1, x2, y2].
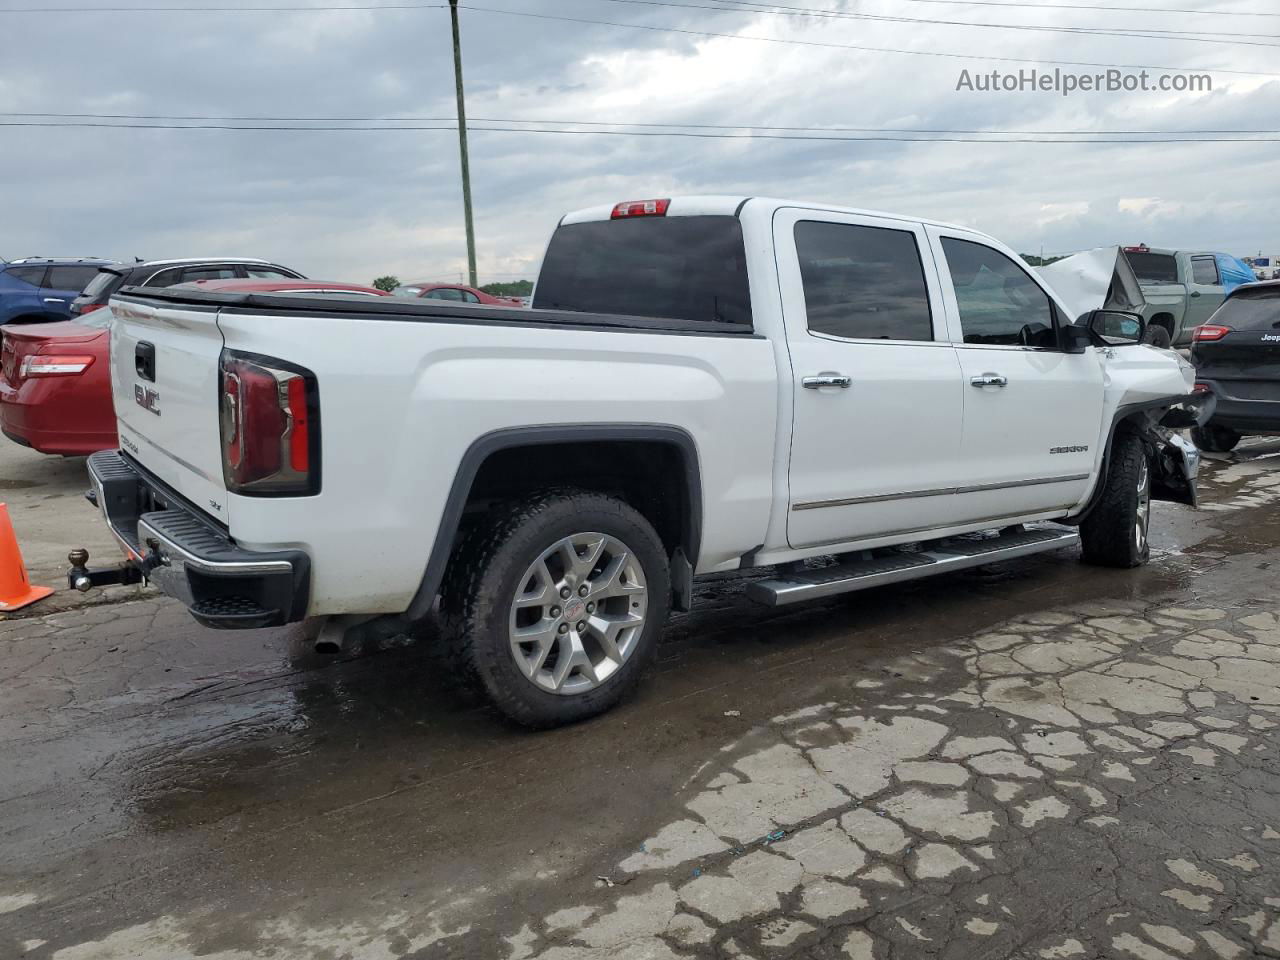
[1126, 252, 1178, 284]
[392, 286, 423, 298]
[1209, 291, 1280, 331]
[533, 215, 752, 325]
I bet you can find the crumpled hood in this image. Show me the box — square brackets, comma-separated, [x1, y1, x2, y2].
[1035, 246, 1147, 323]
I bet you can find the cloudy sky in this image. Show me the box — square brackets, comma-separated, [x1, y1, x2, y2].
[1, 0, 1275, 285]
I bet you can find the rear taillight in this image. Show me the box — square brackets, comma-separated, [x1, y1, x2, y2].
[1193, 324, 1232, 342]
[20, 354, 95, 377]
[218, 350, 319, 496]
[1193, 382, 1213, 394]
[611, 198, 670, 219]
[70, 301, 102, 316]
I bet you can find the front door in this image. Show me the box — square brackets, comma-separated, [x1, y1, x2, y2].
[777, 208, 966, 549]
[927, 228, 1104, 523]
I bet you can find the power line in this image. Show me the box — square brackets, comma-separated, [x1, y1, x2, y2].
[460, 5, 1280, 78]
[5, 112, 1280, 136]
[841, 0, 1280, 19]
[591, 0, 1280, 48]
[5, 120, 1278, 142]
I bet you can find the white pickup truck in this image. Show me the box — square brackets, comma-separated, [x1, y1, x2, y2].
[75, 196, 1208, 726]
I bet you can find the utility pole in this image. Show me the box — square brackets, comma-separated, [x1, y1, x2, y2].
[449, 0, 478, 287]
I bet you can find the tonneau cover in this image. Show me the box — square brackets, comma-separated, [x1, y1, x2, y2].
[112, 287, 758, 337]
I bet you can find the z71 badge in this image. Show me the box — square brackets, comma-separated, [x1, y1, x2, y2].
[134, 384, 161, 416]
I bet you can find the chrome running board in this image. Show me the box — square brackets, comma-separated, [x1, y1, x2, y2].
[747, 528, 1080, 607]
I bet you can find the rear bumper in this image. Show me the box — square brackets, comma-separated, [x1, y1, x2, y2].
[84, 449, 310, 628]
[1197, 379, 1280, 432]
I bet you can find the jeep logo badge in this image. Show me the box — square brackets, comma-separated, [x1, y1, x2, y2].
[134, 384, 161, 416]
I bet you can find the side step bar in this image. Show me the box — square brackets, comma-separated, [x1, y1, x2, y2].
[747, 528, 1080, 607]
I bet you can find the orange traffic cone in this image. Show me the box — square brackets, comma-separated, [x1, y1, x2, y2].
[0, 503, 53, 612]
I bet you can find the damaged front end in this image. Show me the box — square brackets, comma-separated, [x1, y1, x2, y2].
[1143, 393, 1216, 507]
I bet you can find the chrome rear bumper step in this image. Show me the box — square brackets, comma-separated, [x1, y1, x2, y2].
[747, 528, 1080, 607]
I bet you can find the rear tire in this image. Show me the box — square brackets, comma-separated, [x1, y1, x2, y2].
[441, 488, 671, 728]
[1191, 424, 1241, 453]
[1142, 324, 1172, 349]
[1081, 429, 1152, 569]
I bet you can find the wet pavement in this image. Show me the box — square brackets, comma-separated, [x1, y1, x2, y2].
[3, 441, 1280, 959]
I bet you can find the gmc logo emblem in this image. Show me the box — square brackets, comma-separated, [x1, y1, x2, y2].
[134, 384, 161, 416]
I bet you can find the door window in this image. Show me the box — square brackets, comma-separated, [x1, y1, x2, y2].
[4, 266, 46, 287]
[182, 266, 238, 283]
[460, 290, 481, 304]
[426, 288, 465, 301]
[44, 265, 101, 292]
[941, 238, 1056, 348]
[1191, 257, 1220, 285]
[244, 267, 297, 279]
[794, 221, 933, 341]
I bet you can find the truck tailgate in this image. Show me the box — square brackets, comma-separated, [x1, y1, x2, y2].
[109, 296, 230, 521]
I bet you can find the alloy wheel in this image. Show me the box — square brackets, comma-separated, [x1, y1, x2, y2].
[507, 532, 649, 695]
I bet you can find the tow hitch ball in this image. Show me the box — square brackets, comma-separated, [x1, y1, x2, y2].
[66, 548, 145, 592]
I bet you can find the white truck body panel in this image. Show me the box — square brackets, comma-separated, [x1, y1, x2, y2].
[215, 309, 777, 612]
[102, 195, 1197, 620]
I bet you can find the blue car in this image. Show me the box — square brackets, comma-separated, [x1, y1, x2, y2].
[0, 258, 118, 325]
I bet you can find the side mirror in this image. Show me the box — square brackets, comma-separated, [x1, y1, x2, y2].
[1087, 309, 1146, 345]
[1059, 323, 1093, 355]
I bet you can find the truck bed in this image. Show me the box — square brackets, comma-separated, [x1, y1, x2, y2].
[113, 287, 759, 338]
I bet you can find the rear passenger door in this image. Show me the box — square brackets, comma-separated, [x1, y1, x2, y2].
[42, 265, 102, 317]
[776, 208, 965, 548]
[927, 227, 1103, 522]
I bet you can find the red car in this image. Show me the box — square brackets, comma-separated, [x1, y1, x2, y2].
[392, 282, 524, 306]
[0, 280, 387, 456]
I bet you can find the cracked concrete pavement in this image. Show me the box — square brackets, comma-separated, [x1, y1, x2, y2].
[2, 440, 1280, 959]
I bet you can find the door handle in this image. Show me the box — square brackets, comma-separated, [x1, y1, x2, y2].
[1190, 291, 1201, 298]
[43, 297, 66, 303]
[970, 373, 1008, 388]
[802, 374, 852, 389]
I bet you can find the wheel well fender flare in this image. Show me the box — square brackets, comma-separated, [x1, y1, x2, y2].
[405, 423, 703, 620]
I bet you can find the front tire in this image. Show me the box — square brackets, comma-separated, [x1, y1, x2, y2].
[1191, 424, 1241, 453]
[1081, 429, 1152, 569]
[442, 489, 671, 728]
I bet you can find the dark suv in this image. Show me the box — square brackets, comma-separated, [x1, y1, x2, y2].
[1190, 280, 1280, 452]
[0, 258, 117, 325]
[70, 258, 305, 317]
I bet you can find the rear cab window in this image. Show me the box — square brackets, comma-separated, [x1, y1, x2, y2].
[1127, 252, 1178, 284]
[533, 215, 751, 325]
